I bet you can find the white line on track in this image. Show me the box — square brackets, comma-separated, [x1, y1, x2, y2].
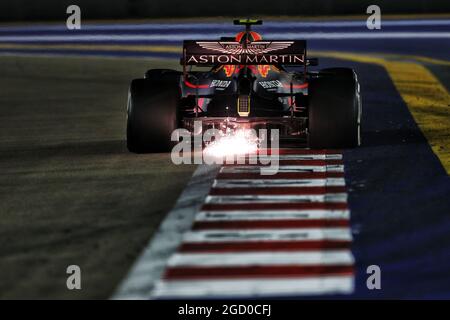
[195, 210, 350, 221]
[167, 251, 354, 267]
[182, 228, 352, 243]
[205, 194, 348, 203]
[112, 165, 221, 299]
[213, 178, 346, 187]
[250, 154, 343, 160]
[220, 165, 344, 173]
[152, 276, 354, 298]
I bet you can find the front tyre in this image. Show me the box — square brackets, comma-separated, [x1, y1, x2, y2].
[126, 78, 180, 153]
[308, 68, 361, 149]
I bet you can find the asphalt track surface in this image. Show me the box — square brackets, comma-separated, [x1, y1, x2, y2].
[0, 17, 449, 299]
[0, 56, 197, 299]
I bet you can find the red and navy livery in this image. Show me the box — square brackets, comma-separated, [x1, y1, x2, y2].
[126, 19, 362, 153]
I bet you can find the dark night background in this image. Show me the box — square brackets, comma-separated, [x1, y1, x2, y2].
[1, 0, 449, 21]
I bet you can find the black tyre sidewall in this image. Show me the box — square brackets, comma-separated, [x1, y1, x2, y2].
[308, 69, 361, 149]
[126, 78, 180, 153]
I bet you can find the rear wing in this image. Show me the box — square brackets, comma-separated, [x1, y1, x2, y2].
[181, 40, 307, 66]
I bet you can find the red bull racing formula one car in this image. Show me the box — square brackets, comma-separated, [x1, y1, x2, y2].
[126, 19, 362, 153]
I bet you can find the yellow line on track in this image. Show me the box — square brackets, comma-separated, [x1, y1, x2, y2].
[384, 62, 450, 174]
[384, 55, 450, 67]
[313, 51, 450, 174]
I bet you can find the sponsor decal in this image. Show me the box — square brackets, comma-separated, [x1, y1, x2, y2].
[186, 54, 303, 65]
[259, 80, 283, 89]
[210, 80, 231, 89]
[196, 41, 294, 55]
[183, 40, 305, 66]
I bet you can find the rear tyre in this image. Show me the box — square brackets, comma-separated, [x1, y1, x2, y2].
[126, 77, 181, 153]
[308, 68, 361, 149]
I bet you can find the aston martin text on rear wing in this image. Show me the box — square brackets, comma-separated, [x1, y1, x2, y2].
[182, 40, 307, 66]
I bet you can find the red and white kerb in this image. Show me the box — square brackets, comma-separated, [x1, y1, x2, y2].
[152, 149, 354, 298]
